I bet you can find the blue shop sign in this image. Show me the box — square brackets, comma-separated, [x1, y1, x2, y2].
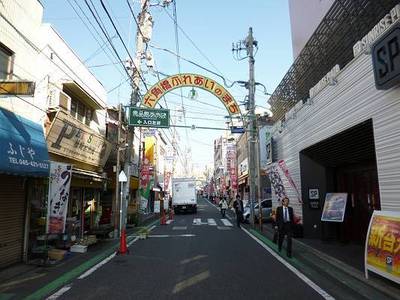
[0, 107, 49, 177]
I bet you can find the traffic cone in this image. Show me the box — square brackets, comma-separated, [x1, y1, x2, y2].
[160, 209, 167, 225]
[118, 229, 128, 255]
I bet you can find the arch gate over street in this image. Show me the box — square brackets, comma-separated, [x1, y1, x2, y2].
[141, 73, 242, 117]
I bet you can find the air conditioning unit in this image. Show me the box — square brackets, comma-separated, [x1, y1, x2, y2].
[48, 88, 71, 110]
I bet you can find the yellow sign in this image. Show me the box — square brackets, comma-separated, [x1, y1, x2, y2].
[141, 73, 241, 116]
[365, 211, 400, 284]
[46, 110, 112, 168]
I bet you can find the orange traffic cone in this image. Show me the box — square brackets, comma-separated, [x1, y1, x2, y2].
[118, 229, 128, 254]
[160, 209, 167, 225]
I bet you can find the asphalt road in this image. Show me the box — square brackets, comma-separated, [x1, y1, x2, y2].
[56, 197, 327, 300]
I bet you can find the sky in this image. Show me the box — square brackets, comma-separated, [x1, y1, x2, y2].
[40, 0, 293, 172]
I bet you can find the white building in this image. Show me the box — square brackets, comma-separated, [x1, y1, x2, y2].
[0, 0, 111, 268]
[288, 0, 334, 59]
[270, 1, 400, 245]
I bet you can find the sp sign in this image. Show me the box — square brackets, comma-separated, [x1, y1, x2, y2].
[372, 24, 400, 90]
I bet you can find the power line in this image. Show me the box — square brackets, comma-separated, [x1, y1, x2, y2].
[84, 0, 132, 82]
[68, 0, 127, 78]
[163, 6, 224, 76]
[100, 0, 149, 91]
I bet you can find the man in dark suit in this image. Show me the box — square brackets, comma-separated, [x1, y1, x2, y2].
[275, 197, 294, 258]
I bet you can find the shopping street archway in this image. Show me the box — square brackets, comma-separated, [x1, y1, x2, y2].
[141, 73, 242, 118]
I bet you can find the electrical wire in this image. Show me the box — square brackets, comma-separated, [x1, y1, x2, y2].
[84, 0, 133, 81]
[68, 0, 127, 79]
[100, 0, 149, 91]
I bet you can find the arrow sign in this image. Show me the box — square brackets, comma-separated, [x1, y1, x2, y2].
[119, 170, 128, 182]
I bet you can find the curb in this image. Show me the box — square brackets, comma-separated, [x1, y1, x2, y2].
[247, 225, 400, 300]
[23, 219, 159, 300]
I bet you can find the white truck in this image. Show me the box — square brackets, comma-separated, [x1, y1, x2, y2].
[172, 178, 197, 214]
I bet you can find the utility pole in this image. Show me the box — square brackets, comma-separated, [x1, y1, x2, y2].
[115, 103, 122, 238]
[247, 27, 257, 228]
[233, 27, 258, 227]
[124, 0, 151, 227]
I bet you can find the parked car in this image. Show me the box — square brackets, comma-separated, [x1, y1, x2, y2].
[243, 199, 272, 223]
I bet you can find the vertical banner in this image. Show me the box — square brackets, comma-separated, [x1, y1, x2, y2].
[47, 162, 72, 234]
[365, 211, 400, 284]
[267, 164, 287, 201]
[277, 160, 302, 204]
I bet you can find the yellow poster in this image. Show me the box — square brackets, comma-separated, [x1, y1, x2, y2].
[365, 211, 400, 284]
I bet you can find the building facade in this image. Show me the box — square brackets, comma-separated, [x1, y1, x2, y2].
[269, 1, 400, 245]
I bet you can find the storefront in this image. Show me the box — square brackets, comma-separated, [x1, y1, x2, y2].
[270, 5, 400, 243]
[0, 107, 49, 269]
[45, 109, 111, 241]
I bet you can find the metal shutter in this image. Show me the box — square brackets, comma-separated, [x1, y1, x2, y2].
[0, 174, 25, 269]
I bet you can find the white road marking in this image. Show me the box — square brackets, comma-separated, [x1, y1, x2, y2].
[172, 226, 187, 230]
[193, 218, 202, 225]
[172, 271, 210, 294]
[180, 254, 208, 265]
[78, 253, 117, 279]
[46, 285, 72, 299]
[207, 218, 217, 226]
[79, 234, 141, 280]
[241, 227, 335, 300]
[221, 219, 233, 227]
[217, 226, 231, 230]
[149, 234, 196, 238]
[47, 226, 156, 298]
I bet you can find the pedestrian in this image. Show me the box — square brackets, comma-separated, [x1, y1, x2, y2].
[219, 197, 228, 218]
[233, 194, 244, 227]
[275, 197, 294, 258]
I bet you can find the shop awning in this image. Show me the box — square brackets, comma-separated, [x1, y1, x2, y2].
[72, 168, 107, 182]
[0, 107, 49, 177]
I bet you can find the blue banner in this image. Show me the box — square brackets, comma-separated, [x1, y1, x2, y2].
[0, 107, 49, 177]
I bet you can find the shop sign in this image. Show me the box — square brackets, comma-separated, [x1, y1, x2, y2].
[321, 193, 347, 222]
[354, 4, 400, 58]
[141, 73, 241, 116]
[309, 65, 340, 99]
[47, 162, 72, 234]
[129, 107, 170, 128]
[308, 188, 320, 209]
[239, 158, 248, 176]
[372, 23, 400, 90]
[46, 110, 112, 168]
[365, 211, 400, 284]
[0, 107, 49, 177]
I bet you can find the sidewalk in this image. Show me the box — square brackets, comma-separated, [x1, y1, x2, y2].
[242, 220, 400, 300]
[0, 216, 159, 300]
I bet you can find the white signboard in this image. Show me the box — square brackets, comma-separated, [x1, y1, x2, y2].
[154, 200, 161, 213]
[47, 162, 72, 234]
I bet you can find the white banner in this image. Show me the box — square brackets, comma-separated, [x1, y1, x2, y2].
[47, 162, 72, 234]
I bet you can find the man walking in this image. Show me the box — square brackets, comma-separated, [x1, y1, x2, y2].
[276, 197, 294, 258]
[233, 194, 244, 227]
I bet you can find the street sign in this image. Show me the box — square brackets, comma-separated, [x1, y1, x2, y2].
[119, 170, 127, 182]
[129, 107, 170, 128]
[231, 126, 245, 134]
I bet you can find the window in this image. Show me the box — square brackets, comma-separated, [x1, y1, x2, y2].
[70, 98, 93, 125]
[0, 43, 14, 80]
